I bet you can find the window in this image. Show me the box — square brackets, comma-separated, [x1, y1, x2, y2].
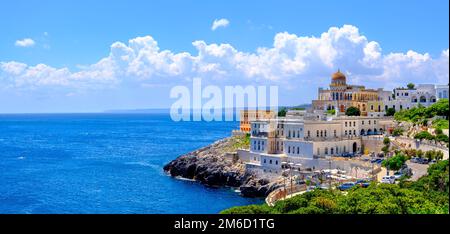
[297, 147, 300, 154]
[263, 159, 266, 163]
[371, 105, 374, 110]
[353, 130, 356, 135]
[324, 131, 327, 137]
[325, 147, 328, 155]
[316, 130, 319, 137]
[353, 122, 356, 127]
[345, 130, 347, 135]
[288, 146, 291, 154]
[307, 131, 310, 137]
[334, 130, 337, 137]
[374, 120, 377, 124]
[345, 122, 347, 127]
[362, 121, 364, 125]
[368, 120, 371, 125]
[405, 93, 409, 96]
[269, 160, 272, 164]
[275, 160, 278, 165]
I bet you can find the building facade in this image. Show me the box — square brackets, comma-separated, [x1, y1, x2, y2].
[312, 70, 381, 116]
[239, 110, 276, 132]
[243, 110, 389, 172]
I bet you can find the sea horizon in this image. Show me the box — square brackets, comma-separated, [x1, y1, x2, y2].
[0, 113, 263, 214]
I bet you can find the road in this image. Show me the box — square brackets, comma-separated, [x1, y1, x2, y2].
[406, 161, 429, 181]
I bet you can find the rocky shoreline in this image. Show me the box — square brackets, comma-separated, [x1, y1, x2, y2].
[163, 137, 282, 197]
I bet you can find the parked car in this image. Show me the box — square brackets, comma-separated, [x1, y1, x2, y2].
[355, 180, 370, 188]
[337, 182, 356, 191]
[418, 158, 429, 164]
[341, 153, 354, 158]
[410, 157, 419, 163]
[374, 159, 383, 164]
[393, 172, 403, 180]
[381, 176, 395, 184]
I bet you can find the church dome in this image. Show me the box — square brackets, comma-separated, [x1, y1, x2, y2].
[332, 69, 346, 81]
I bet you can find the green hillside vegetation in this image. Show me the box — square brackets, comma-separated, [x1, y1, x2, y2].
[221, 160, 449, 214]
[394, 98, 449, 123]
[433, 119, 449, 130]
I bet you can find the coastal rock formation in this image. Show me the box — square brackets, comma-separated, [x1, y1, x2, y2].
[163, 137, 281, 197]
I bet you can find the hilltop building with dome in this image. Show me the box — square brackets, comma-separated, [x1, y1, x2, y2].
[312, 70, 381, 116]
[235, 69, 449, 173]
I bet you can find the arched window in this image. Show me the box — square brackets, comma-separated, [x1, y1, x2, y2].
[325, 147, 328, 155]
[430, 96, 436, 103]
[420, 96, 426, 103]
[331, 147, 334, 155]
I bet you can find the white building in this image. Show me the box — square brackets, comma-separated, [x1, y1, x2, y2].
[241, 110, 389, 172]
[436, 85, 449, 100]
[381, 84, 447, 112]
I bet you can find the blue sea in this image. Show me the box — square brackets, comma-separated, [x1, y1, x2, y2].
[0, 113, 262, 214]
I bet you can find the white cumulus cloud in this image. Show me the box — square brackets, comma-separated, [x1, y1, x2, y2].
[0, 25, 448, 93]
[211, 18, 230, 31]
[15, 38, 36, 47]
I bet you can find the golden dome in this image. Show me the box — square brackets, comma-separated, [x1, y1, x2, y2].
[332, 69, 346, 81]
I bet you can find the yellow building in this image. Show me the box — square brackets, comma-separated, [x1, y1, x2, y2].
[312, 70, 380, 116]
[239, 110, 276, 132]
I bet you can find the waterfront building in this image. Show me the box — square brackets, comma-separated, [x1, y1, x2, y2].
[240, 110, 392, 173]
[239, 110, 276, 133]
[237, 70, 447, 173]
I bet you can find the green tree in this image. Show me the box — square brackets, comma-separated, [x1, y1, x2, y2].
[386, 107, 396, 116]
[278, 107, 287, 117]
[345, 106, 361, 116]
[392, 127, 404, 136]
[436, 134, 449, 143]
[416, 150, 424, 158]
[414, 131, 435, 141]
[382, 153, 407, 171]
[382, 137, 391, 155]
[407, 83, 415, 89]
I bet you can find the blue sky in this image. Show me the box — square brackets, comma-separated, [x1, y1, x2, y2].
[0, 0, 448, 113]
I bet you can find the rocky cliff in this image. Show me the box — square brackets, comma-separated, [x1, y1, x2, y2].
[163, 137, 282, 197]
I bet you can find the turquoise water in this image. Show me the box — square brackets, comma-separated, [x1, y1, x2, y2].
[0, 113, 262, 214]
